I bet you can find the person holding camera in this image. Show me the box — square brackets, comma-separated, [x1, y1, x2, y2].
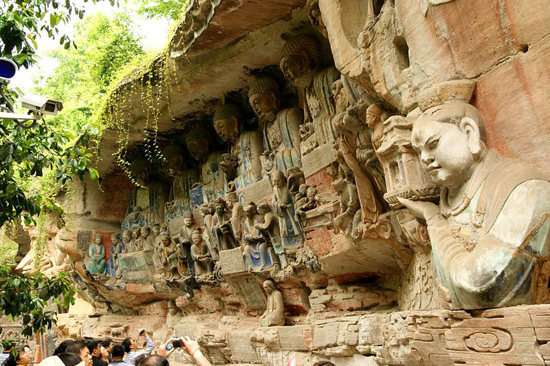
[140, 337, 211, 366]
[122, 330, 154, 365]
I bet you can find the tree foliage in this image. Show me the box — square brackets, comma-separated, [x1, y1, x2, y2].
[0, 266, 75, 337]
[0, 0, 117, 68]
[125, 0, 189, 22]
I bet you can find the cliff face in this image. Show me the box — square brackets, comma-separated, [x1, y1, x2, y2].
[19, 0, 550, 365]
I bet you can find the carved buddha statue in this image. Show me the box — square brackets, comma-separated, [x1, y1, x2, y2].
[260, 280, 285, 327]
[280, 34, 340, 149]
[213, 103, 263, 188]
[248, 77, 303, 176]
[400, 100, 550, 310]
[190, 229, 213, 275]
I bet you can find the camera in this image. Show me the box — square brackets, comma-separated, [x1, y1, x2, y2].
[21, 94, 63, 116]
[166, 338, 183, 350]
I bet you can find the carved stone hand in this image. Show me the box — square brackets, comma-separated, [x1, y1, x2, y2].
[397, 198, 439, 221]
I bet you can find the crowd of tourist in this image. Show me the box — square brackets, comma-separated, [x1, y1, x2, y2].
[1, 332, 335, 366]
[0, 331, 210, 366]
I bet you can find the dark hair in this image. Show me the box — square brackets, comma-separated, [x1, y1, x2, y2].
[121, 338, 132, 353]
[65, 340, 86, 356]
[313, 362, 335, 366]
[111, 345, 125, 359]
[101, 339, 113, 349]
[54, 340, 75, 356]
[134, 354, 147, 366]
[137, 355, 169, 366]
[58, 352, 84, 366]
[5, 345, 30, 366]
[86, 340, 101, 355]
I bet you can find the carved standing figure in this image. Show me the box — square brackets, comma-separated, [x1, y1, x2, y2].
[131, 226, 142, 251]
[199, 202, 219, 261]
[122, 229, 132, 253]
[242, 202, 276, 271]
[256, 202, 287, 268]
[107, 233, 123, 277]
[248, 77, 303, 175]
[280, 34, 340, 148]
[213, 103, 263, 187]
[212, 198, 238, 251]
[138, 226, 155, 251]
[88, 235, 106, 275]
[174, 212, 196, 274]
[260, 280, 285, 327]
[400, 99, 550, 310]
[271, 170, 304, 250]
[190, 230, 213, 275]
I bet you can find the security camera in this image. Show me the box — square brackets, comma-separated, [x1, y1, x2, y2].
[21, 94, 63, 116]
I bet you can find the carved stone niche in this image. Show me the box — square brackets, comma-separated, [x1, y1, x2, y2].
[375, 115, 439, 208]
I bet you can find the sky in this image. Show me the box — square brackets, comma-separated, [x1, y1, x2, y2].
[10, 1, 170, 94]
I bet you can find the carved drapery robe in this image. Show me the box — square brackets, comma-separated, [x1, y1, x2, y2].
[427, 150, 550, 309]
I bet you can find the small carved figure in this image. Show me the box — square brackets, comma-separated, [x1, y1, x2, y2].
[256, 202, 287, 268]
[295, 184, 318, 219]
[88, 235, 106, 275]
[122, 229, 133, 253]
[174, 212, 196, 274]
[332, 173, 360, 236]
[260, 280, 285, 327]
[107, 233, 123, 277]
[242, 202, 277, 271]
[190, 230, 213, 275]
[131, 226, 142, 251]
[400, 98, 550, 310]
[280, 34, 340, 147]
[271, 170, 304, 250]
[248, 77, 303, 175]
[212, 198, 238, 251]
[199, 202, 219, 261]
[138, 226, 155, 251]
[161, 233, 180, 280]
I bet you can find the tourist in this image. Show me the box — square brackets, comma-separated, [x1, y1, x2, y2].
[99, 348, 109, 364]
[136, 337, 210, 366]
[100, 340, 112, 362]
[108, 346, 131, 366]
[4, 345, 33, 366]
[122, 330, 154, 365]
[54, 341, 74, 356]
[65, 340, 92, 366]
[57, 353, 83, 366]
[86, 340, 107, 366]
[0, 341, 15, 366]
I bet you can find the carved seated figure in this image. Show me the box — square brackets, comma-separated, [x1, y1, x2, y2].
[242, 202, 277, 271]
[400, 101, 550, 310]
[248, 77, 303, 175]
[295, 183, 318, 219]
[88, 235, 106, 275]
[213, 103, 263, 188]
[190, 230, 213, 275]
[260, 280, 285, 327]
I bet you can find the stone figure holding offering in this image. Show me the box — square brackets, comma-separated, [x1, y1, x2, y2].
[400, 94, 550, 310]
[190, 230, 213, 275]
[260, 280, 285, 327]
[88, 234, 106, 275]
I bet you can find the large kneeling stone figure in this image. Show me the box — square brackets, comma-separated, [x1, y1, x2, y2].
[400, 100, 550, 310]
